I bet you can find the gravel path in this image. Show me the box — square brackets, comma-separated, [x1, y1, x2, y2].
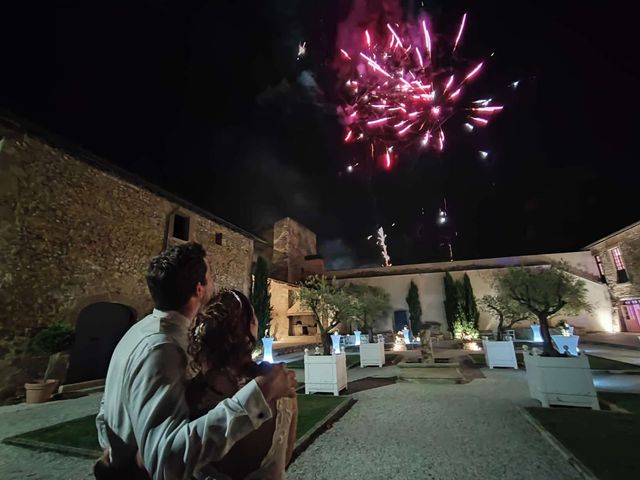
[287, 369, 583, 480]
[0, 393, 100, 479]
[0, 367, 591, 480]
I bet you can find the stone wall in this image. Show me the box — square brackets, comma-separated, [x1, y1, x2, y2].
[286, 219, 317, 283]
[302, 256, 325, 278]
[270, 217, 317, 284]
[334, 252, 614, 334]
[0, 125, 254, 401]
[588, 223, 640, 331]
[268, 278, 298, 340]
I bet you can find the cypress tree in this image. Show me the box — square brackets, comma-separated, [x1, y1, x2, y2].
[250, 256, 272, 343]
[443, 272, 457, 333]
[461, 274, 480, 329]
[406, 280, 423, 335]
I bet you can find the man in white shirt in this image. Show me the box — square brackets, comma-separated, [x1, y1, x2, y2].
[95, 242, 296, 479]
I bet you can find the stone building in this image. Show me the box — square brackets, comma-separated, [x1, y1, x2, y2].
[585, 220, 640, 332]
[0, 118, 260, 401]
[256, 217, 323, 340]
[257, 219, 625, 341]
[330, 251, 614, 336]
[257, 217, 324, 284]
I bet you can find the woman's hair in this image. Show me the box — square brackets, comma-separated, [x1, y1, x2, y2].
[188, 289, 258, 376]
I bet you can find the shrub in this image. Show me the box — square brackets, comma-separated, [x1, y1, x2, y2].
[452, 320, 479, 341]
[30, 322, 74, 355]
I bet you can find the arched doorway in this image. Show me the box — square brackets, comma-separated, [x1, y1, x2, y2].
[65, 302, 136, 384]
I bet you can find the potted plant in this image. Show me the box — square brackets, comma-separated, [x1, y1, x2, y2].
[479, 289, 533, 368]
[299, 276, 361, 395]
[497, 263, 598, 409]
[25, 321, 74, 403]
[344, 283, 391, 367]
[479, 293, 533, 340]
[360, 337, 385, 367]
[344, 283, 391, 343]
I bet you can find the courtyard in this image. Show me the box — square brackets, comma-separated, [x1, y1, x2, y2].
[1, 342, 638, 480]
[1, 2, 640, 479]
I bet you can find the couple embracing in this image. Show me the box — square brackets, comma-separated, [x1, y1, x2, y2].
[95, 242, 298, 480]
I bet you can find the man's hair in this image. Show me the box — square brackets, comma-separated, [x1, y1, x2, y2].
[146, 242, 208, 311]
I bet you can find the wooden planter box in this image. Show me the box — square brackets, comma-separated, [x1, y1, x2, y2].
[482, 340, 518, 369]
[304, 353, 348, 396]
[551, 335, 579, 356]
[360, 342, 385, 368]
[523, 352, 599, 409]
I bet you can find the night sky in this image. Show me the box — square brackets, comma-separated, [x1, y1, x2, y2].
[2, 0, 638, 268]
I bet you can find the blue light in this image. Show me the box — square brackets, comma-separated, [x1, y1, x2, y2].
[262, 337, 274, 363]
[331, 332, 341, 354]
[403, 326, 411, 345]
[531, 325, 542, 343]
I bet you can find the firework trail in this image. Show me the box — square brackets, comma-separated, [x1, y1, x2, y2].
[337, 13, 502, 170]
[376, 226, 392, 266]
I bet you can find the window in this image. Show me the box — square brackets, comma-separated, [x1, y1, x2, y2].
[621, 300, 640, 332]
[594, 255, 606, 283]
[215, 233, 223, 245]
[171, 213, 191, 241]
[625, 301, 640, 320]
[609, 247, 629, 283]
[610, 247, 626, 270]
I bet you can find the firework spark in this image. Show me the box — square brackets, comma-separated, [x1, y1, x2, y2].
[453, 13, 467, 52]
[337, 13, 502, 169]
[297, 41, 307, 60]
[376, 226, 392, 266]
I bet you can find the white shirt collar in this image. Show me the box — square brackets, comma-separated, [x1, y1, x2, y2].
[152, 308, 191, 353]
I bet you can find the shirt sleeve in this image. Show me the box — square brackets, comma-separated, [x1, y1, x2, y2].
[126, 343, 272, 480]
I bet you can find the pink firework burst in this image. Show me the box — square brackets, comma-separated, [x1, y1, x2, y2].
[338, 13, 502, 168]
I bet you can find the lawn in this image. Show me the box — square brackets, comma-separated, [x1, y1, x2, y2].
[527, 397, 640, 480]
[7, 415, 101, 454]
[295, 394, 347, 438]
[3, 394, 350, 458]
[586, 355, 640, 371]
[597, 391, 640, 414]
[469, 352, 640, 370]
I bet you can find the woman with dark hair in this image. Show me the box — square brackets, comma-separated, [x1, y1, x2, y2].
[187, 289, 297, 480]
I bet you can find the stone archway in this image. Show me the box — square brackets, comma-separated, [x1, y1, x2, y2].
[65, 302, 136, 384]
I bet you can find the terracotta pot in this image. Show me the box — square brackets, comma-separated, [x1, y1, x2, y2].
[24, 379, 59, 404]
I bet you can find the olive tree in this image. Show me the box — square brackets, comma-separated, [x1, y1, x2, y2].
[345, 283, 391, 342]
[299, 276, 359, 354]
[496, 264, 591, 356]
[479, 294, 533, 337]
